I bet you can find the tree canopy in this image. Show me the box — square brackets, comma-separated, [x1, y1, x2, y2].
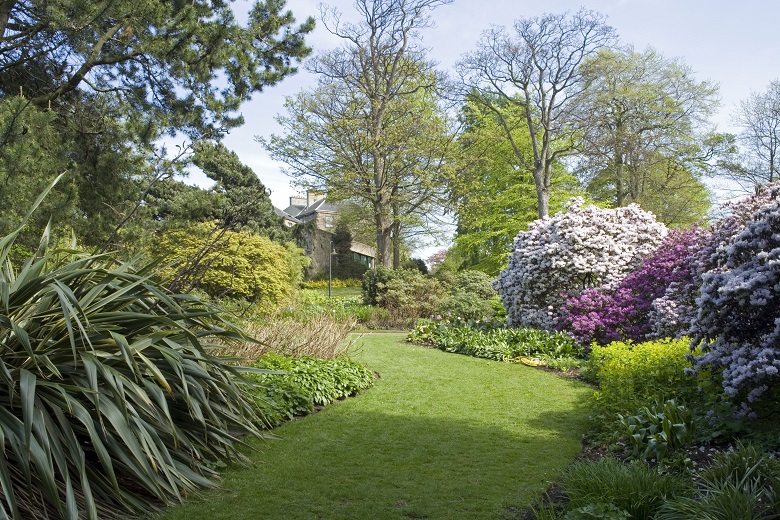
[263, 0, 454, 267]
[575, 46, 718, 225]
[456, 8, 617, 218]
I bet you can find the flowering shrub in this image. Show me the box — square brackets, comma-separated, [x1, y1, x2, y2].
[561, 227, 706, 344]
[495, 198, 667, 329]
[652, 183, 780, 338]
[690, 195, 780, 414]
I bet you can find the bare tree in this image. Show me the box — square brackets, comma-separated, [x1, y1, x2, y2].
[456, 8, 617, 218]
[731, 80, 780, 191]
[263, 0, 454, 267]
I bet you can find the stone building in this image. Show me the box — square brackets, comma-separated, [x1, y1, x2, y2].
[279, 192, 375, 274]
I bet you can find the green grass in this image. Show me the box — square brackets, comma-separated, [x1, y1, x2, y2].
[321, 285, 363, 298]
[156, 334, 591, 520]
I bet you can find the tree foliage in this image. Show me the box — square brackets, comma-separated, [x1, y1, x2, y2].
[575, 46, 718, 225]
[456, 8, 617, 218]
[263, 0, 454, 267]
[0, 0, 314, 137]
[451, 98, 580, 275]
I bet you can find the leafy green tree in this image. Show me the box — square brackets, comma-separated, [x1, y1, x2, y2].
[263, 0, 454, 267]
[575, 46, 718, 224]
[451, 100, 580, 275]
[0, 97, 76, 247]
[0, 0, 314, 137]
[0, 0, 313, 252]
[192, 141, 289, 239]
[457, 9, 617, 218]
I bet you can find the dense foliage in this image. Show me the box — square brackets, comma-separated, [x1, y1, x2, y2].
[690, 194, 780, 415]
[153, 223, 303, 305]
[586, 338, 709, 416]
[495, 198, 667, 329]
[0, 213, 265, 519]
[408, 319, 584, 368]
[247, 353, 374, 427]
[560, 227, 707, 344]
[438, 270, 499, 321]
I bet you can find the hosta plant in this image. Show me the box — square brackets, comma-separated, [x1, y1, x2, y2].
[0, 185, 267, 519]
[619, 399, 694, 467]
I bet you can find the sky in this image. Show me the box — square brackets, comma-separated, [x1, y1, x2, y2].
[208, 0, 780, 254]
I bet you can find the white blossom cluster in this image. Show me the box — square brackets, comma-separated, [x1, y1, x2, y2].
[691, 198, 780, 412]
[495, 198, 668, 329]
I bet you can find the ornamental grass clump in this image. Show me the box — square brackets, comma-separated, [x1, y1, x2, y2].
[495, 198, 667, 330]
[0, 184, 267, 519]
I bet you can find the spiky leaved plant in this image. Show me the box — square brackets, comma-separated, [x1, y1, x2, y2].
[0, 179, 268, 519]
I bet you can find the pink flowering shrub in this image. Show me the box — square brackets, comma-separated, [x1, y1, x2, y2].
[560, 227, 707, 344]
[690, 193, 780, 415]
[495, 198, 667, 329]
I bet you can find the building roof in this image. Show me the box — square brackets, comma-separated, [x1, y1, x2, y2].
[291, 197, 341, 221]
[274, 206, 302, 224]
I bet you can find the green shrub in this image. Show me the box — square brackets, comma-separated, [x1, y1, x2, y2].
[247, 353, 374, 427]
[619, 399, 694, 467]
[438, 270, 499, 321]
[563, 458, 690, 520]
[362, 266, 421, 305]
[153, 223, 297, 307]
[408, 320, 584, 364]
[379, 272, 445, 321]
[0, 221, 265, 518]
[587, 338, 709, 414]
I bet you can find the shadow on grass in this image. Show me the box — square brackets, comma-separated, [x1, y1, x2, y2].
[159, 406, 588, 520]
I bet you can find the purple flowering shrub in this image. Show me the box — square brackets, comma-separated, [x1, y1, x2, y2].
[690, 194, 780, 414]
[652, 183, 780, 338]
[495, 198, 667, 329]
[560, 227, 707, 344]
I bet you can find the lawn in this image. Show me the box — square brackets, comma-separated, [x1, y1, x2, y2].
[320, 285, 363, 298]
[156, 333, 591, 520]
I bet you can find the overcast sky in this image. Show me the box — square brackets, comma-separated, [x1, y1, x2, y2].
[207, 0, 780, 252]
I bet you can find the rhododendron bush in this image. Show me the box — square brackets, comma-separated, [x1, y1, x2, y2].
[560, 227, 707, 344]
[690, 192, 780, 414]
[495, 198, 667, 329]
[651, 184, 780, 339]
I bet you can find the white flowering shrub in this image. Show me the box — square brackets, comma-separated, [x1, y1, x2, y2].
[495, 198, 667, 329]
[691, 195, 780, 414]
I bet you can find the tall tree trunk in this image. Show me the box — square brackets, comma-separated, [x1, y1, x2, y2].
[392, 221, 401, 269]
[532, 164, 549, 218]
[615, 152, 625, 206]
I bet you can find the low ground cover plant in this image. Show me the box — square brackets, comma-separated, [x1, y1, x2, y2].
[408, 318, 585, 369]
[246, 353, 374, 428]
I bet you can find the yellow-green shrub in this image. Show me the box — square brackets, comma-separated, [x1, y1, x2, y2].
[588, 338, 708, 414]
[153, 223, 295, 306]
